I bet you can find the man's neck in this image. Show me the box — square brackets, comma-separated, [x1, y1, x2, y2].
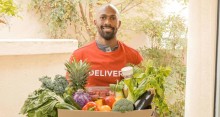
[96, 36, 118, 49]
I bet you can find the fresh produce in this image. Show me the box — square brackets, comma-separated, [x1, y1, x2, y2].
[53, 75, 69, 95]
[39, 75, 68, 96]
[109, 82, 124, 99]
[63, 94, 81, 110]
[95, 99, 103, 108]
[20, 88, 78, 117]
[19, 60, 171, 117]
[112, 98, 134, 112]
[104, 96, 116, 108]
[65, 59, 90, 92]
[123, 65, 171, 104]
[73, 89, 91, 108]
[39, 76, 53, 90]
[123, 77, 148, 103]
[82, 102, 99, 111]
[65, 59, 91, 109]
[99, 105, 111, 112]
[134, 90, 154, 110]
[128, 63, 171, 114]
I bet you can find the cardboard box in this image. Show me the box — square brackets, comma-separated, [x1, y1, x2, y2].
[58, 109, 155, 117]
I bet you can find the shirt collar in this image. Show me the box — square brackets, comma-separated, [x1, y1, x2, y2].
[95, 40, 118, 52]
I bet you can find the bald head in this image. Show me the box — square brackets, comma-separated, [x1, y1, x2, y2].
[94, 4, 121, 41]
[96, 4, 120, 19]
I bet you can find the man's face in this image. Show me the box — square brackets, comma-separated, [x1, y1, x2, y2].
[94, 6, 121, 40]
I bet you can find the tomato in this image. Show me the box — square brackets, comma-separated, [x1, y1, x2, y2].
[104, 96, 116, 108]
[99, 105, 111, 112]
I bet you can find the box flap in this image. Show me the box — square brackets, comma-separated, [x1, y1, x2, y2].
[58, 109, 154, 117]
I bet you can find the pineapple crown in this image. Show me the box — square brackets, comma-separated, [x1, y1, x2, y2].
[65, 59, 90, 91]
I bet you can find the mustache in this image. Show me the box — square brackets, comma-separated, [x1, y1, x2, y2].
[101, 25, 114, 30]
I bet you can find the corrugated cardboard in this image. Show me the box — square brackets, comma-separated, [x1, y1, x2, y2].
[58, 109, 155, 117]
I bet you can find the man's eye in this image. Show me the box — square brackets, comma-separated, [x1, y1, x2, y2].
[100, 17, 106, 20]
[110, 17, 116, 20]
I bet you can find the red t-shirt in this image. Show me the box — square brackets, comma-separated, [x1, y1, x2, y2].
[68, 41, 143, 86]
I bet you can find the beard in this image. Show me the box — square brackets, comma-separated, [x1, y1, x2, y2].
[97, 25, 118, 40]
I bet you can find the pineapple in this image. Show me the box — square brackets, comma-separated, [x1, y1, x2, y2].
[65, 59, 90, 92]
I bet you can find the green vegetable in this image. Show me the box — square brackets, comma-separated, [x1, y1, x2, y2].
[53, 75, 69, 95]
[55, 102, 77, 110]
[39, 75, 68, 96]
[124, 77, 148, 103]
[123, 64, 171, 103]
[112, 98, 134, 112]
[63, 94, 81, 110]
[134, 90, 154, 110]
[109, 81, 124, 98]
[39, 76, 53, 90]
[20, 88, 77, 117]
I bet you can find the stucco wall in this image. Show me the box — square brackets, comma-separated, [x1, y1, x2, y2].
[0, 39, 78, 117]
[185, 0, 217, 116]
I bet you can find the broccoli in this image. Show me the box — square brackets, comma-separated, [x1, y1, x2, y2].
[39, 75, 68, 96]
[53, 75, 68, 95]
[112, 98, 134, 112]
[39, 76, 54, 90]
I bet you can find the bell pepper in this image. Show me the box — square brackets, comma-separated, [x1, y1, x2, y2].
[95, 99, 103, 109]
[82, 102, 99, 111]
[99, 105, 111, 112]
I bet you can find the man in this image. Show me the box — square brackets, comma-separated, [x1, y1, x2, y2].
[69, 4, 143, 86]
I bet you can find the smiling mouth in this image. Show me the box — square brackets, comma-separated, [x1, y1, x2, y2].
[101, 26, 114, 32]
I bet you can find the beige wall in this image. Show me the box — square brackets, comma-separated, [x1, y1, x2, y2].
[0, 39, 78, 117]
[185, 0, 217, 116]
[0, 0, 47, 39]
[0, 0, 148, 49]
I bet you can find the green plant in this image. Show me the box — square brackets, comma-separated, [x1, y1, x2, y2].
[136, 12, 187, 116]
[29, 0, 80, 38]
[29, 0, 163, 45]
[29, 0, 102, 42]
[0, 0, 18, 24]
[138, 49, 186, 117]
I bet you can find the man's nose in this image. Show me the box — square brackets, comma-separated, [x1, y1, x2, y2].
[104, 18, 111, 25]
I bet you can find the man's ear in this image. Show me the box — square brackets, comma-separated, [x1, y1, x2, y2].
[94, 20, 97, 25]
[118, 20, 121, 28]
